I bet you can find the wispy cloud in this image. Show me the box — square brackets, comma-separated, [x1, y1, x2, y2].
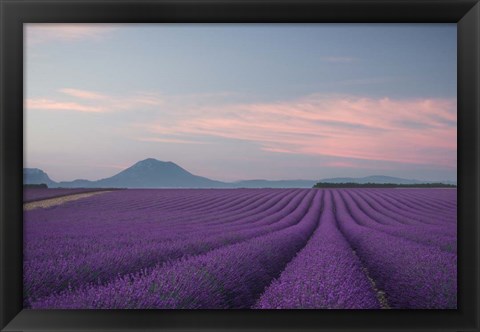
[26, 24, 117, 45]
[59, 88, 108, 100]
[323, 161, 360, 168]
[116, 92, 165, 109]
[139, 94, 456, 168]
[26, 89, 164, 114]
[25, 99, 106, 113]
[26, 88, 456, 169]
[135, 137, 207, 145]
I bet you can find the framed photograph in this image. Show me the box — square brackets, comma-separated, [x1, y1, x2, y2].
[1, 0, 479, 331]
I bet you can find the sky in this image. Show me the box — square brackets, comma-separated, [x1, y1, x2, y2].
[24, 24, 457, 182]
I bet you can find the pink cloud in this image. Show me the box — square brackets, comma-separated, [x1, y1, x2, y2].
[26, 24, 116, 45]
[27, 88, 456, 170]
[26, 89, 164, 114]
[262, 146, 295, 154]
[59, 88, 163, 106]
[59, 88, 108, 100]
[25, 99, 106, 113]
[141, 94, 456, 168]
[135, 137, 206, 145]
[115, 92, 164, 109]
[323, 161, 359, 168]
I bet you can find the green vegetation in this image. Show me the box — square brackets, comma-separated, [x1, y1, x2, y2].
[24, 183, 48, 189]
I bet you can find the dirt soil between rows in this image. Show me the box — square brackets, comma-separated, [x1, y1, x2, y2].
[24, 191, 112, 211]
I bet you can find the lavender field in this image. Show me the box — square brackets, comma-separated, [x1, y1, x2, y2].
[23, 188, 112, 203]
[23, 188, 457, 309]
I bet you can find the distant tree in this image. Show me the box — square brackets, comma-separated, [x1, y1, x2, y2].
[24, 183, 48, 189]
[312, 182, 456, 189]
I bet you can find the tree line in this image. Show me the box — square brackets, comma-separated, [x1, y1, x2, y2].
[313, 182, 456, 188]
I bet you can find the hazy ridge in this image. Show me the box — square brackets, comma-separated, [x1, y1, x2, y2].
[24, 158, 456, 189]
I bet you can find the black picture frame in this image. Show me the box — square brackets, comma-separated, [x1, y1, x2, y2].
[1, 0, 479, 331]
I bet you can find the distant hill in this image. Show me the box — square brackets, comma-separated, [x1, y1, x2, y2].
[50, 158, 227, 188]
[232, 179, 317, 188]
[25, 159, 229, 189]
[93, 158, 227, 188]
[317, 175, 424, 185]
[23, 160, 456, 189]
[23, 168, 56, 187]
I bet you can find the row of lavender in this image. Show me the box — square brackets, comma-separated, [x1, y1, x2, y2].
[23, 188, 456, 309]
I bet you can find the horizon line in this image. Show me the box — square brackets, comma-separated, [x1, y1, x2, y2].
[23, 158, 458, 184]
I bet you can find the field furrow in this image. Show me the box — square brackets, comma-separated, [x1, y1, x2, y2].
[333, 190, 457, 309]
[23, 188, 457, 309]
[359, 189, 456, 227]
[343, 190, 456, 252]
[30, 190, 322, 309]
[24, 190, 313, 303]
[254, 190, 380, 309]
[374, 189, 456, 220]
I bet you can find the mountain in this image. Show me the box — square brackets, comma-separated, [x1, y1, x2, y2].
[317, 175, 424, 185]
[92, 158, 227, 188]
[23, 160, 455, 188]
[23, 168, 57, 187]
